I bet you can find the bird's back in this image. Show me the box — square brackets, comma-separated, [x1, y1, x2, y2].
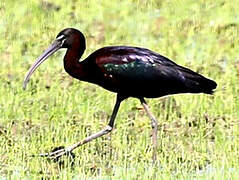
[83, 46, 217, 98]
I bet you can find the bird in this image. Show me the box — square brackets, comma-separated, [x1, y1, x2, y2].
[23, 28, 217, 163]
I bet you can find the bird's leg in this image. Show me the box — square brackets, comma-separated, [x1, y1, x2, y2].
[140, 98, 158, 164]
[38, 95, 123, 159]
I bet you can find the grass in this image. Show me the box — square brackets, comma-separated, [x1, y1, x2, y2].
[1, 0, 239, 179]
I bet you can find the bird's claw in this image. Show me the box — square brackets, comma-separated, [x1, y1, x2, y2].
[34, 146, 75, 161]
[39, 148, 65, 159]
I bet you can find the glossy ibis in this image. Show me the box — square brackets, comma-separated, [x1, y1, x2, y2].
[23, 28, 217, 163]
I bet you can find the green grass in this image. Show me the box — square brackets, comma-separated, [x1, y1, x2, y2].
[1, 0, 239, 179]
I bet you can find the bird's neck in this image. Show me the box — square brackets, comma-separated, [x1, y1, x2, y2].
[64, 48, 88, 80]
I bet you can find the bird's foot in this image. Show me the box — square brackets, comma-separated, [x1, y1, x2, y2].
[34, 146, 75, 161]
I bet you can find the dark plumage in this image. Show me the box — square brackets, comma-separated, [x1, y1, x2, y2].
[23, 28, 217, 163]
[82, 46, 216, 98]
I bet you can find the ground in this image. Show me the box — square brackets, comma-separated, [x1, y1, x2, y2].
[0, 0, 239, 179]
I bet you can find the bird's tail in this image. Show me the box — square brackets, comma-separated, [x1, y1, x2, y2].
[179, 66, 217, 94]
[194, 77, 217, 94]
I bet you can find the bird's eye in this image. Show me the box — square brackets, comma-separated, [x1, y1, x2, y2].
[56, 34, 67, 46]
[56, 34, 66, 41]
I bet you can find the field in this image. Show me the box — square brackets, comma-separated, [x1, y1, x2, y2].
[1, 0, 239, 179]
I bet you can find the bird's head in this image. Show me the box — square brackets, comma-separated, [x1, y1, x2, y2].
[23, 28, 85, 90]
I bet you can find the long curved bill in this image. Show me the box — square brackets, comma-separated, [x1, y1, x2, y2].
[23, 40, 62, 90]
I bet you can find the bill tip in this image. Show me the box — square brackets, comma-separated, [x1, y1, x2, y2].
[22, 81, 28, 90]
